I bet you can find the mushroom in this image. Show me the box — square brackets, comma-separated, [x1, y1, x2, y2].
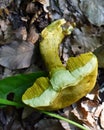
[22, 19, 98, 110]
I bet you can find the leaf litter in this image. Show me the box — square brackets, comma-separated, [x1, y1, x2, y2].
[0, 41, 34, 69]
[0, 0, 104, 130]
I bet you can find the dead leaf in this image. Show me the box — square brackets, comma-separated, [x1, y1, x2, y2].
[97, 69, 104, 102]
[79, 0, 104, 26]
[0, 0, 13, 9]
[71, 101, 98, 129]
[22, 107, 40, 119]
[0, 41, 34, 70]
[81, 100, 97, 113]
[27, 25, 39, 44]
[71, 27, 101, 55]
[94, 45, 104, 68]
[0, 106, 23, 130]
[31, 0, 46, 5]
[10, 120, 23, 130]
[60, 120, 71, 130]
[100, 108, 104, 129]
[70, 83, 101, 129]
[26, 2, 36, 14]
[59, 37, 74, 65]
[0, 19, 8, 31]
[34, 119, 65, 130]
[43, 0, 50, 12]
[85, 112, 96, 128]
[0, 19, 14, 45]
[94, 104, 103, 118]
[15, 26, 27, 41]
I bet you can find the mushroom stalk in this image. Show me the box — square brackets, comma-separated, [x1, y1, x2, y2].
[40, 19, 74, 74]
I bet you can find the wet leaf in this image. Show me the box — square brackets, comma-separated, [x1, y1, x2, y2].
[0, 41, 34, 70]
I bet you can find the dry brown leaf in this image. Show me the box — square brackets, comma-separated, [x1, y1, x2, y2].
[15, 26, 27, 41]
[94, 104, 103, 118]
[27, 25, 39, 44]
[70, 84, 102, 129]
[33, 0, 46, 4]
[71, 101, 99, 129]
[100, 108, 104, 129]
[85, 112, 96, 128]
[26, 2, 35, 14]
[81, 100, 97, 113]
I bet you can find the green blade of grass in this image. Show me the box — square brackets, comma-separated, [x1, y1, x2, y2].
[42, 111, 88, 130]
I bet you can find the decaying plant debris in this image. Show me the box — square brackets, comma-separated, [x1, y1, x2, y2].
[0, 0, 104, 130]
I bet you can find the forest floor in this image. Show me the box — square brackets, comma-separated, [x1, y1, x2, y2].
[0, 0, 104, 130]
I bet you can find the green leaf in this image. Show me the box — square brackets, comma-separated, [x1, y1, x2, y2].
[0, 71, 47, 107]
